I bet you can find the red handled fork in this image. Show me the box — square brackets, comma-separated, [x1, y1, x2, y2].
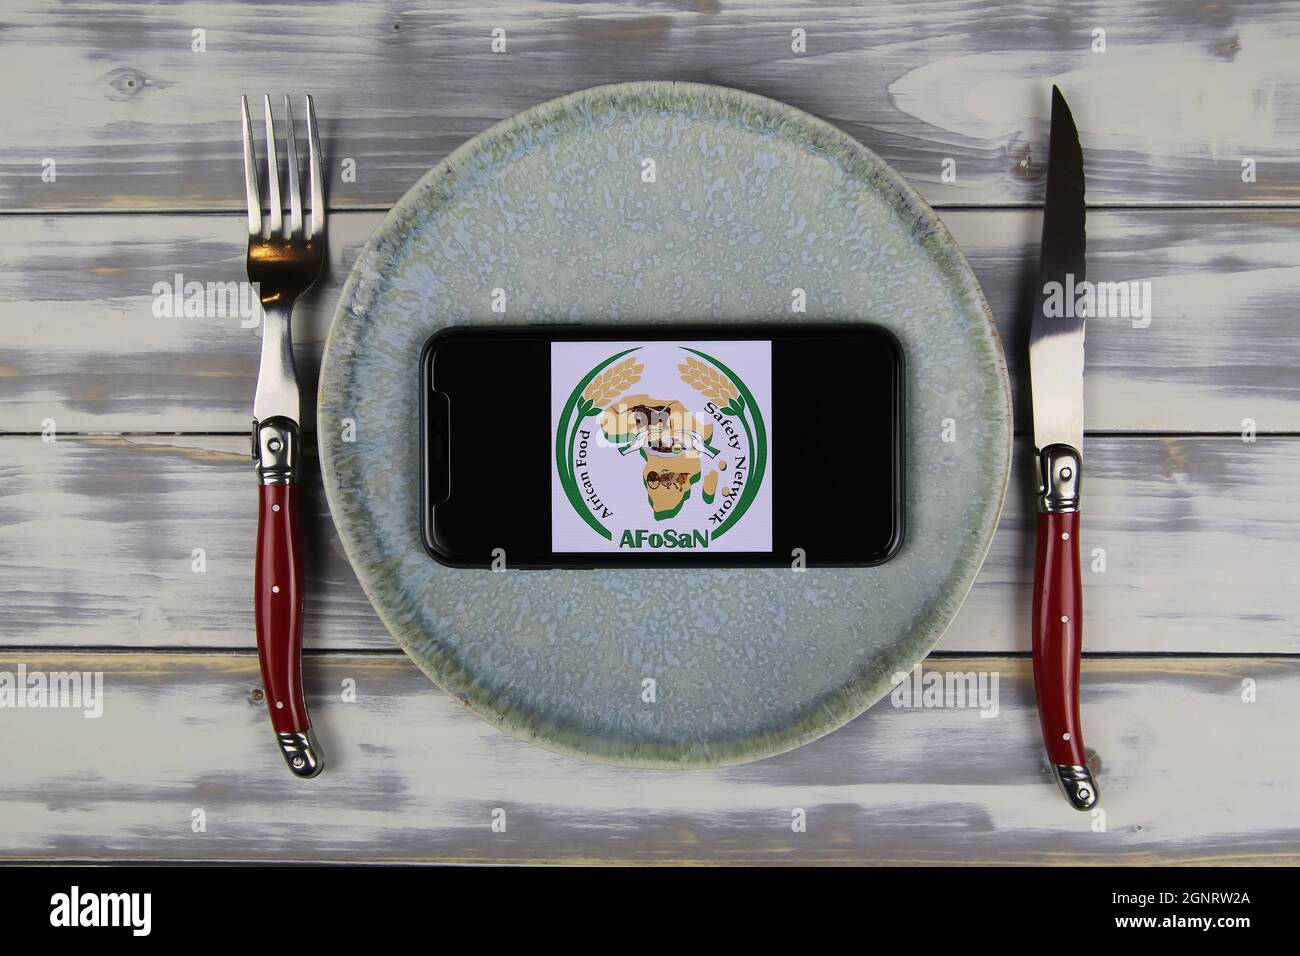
[242, 94, 326, 777]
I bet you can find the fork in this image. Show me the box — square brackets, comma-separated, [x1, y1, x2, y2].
[242, 93, 326, 778]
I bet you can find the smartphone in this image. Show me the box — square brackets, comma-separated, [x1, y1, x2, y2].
[421, 325, 903, 569]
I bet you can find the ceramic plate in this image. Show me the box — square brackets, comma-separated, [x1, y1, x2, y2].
[319, 82, 1011, 768]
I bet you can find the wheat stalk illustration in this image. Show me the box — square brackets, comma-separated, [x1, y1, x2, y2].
[679, 356, 740, 407]
[582, 356, 643, 411]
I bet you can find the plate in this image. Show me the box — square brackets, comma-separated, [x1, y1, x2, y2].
[319, 82, 1011, 768]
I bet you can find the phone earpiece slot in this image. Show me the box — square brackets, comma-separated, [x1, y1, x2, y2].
[427, 390, 451, 505]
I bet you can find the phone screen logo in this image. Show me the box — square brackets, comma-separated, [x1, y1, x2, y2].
[553, 344, 769, 552]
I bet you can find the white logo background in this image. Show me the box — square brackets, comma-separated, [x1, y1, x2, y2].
[551, 340, 773, 553]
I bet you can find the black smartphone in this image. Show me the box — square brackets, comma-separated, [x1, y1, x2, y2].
[421, 325, 903, 569]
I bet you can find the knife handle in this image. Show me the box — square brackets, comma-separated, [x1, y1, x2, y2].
[1032, 444, 1097, 810]
[253, 418, 323, 779]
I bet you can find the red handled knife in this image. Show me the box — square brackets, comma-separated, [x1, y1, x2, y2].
[1029, 87, 1097, 810]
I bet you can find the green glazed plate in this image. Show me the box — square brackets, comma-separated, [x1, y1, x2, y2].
[319, 82, 1011, 768]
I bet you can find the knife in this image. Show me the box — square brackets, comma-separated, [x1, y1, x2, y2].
[1030, 86, 1098, 810]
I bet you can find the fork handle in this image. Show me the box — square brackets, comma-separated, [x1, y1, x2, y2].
[254, 418, 323, 778]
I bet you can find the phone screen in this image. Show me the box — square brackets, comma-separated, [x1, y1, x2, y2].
[423, 325, 902, 569]
[552, 339, 773, 555]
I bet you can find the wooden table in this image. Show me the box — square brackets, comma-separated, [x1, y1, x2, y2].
[2, 0, 1297, 864]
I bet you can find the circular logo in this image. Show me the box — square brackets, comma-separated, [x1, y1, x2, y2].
[555, 345, 768, 550]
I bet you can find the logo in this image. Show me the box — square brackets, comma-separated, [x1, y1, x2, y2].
[151, 273, 260, 325]
[890, 665, 1000, 718]
[50, 886, 151, 936]
[0, 666, 103, 718]
[1041, 272, 1153, 327]
[552, 341, 771, 553]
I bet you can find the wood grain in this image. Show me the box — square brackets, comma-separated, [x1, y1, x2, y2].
[2, 434, 1295, 653]
[0, 651, 1294, 864]
[3, 208, 1298, 434]
[2, 1, 1299, 211]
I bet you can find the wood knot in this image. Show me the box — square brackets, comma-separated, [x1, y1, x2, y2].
[99, 67, 171, 100]
[1006, 134, 1044, 183]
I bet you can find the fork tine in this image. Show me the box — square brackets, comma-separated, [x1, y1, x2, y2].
[240, 96, 261, 237]
[263, 94, 282, 237]
[306, 95, 325, 240]
[284, 95, 303, 239]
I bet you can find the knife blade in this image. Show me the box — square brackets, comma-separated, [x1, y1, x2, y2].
[1029, 86, 1098, 810]
[1032, 87, 1087, 454]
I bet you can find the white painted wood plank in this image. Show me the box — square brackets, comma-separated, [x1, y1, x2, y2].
[2, 209, 1297, 434]
[1, 1, 1298, 210]
[1, 435, 1295, 653]
[0, 652, 1294, 863]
